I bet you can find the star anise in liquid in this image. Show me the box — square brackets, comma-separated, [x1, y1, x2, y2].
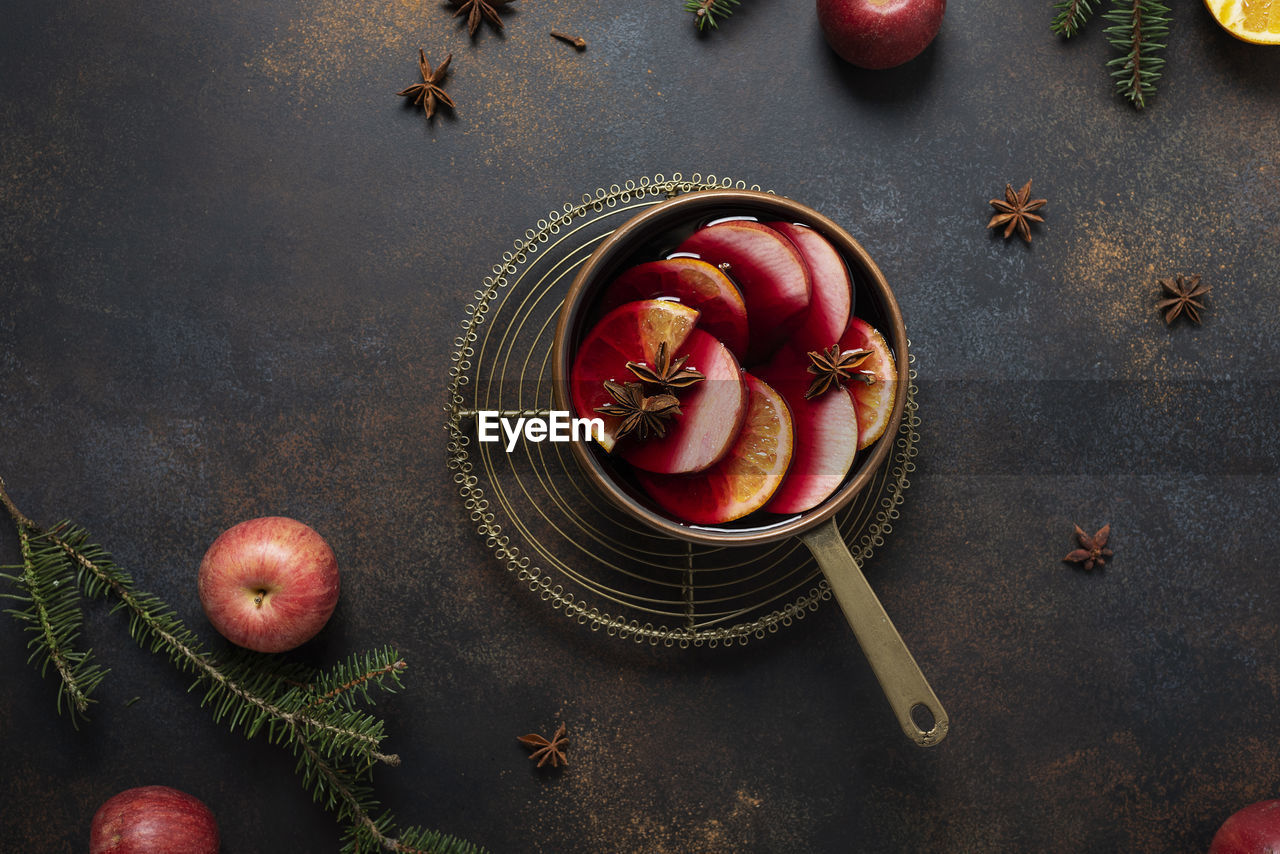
[518, 722, 568, 768]
[1156, 274, 1209, 325]
[804, 344, 874, 400]
[594, 381, 681, 441]
[449, 0, 514, 37]
[397, 50, 455, 119]
[1063, 524, 1113, 571]
[625, 341, 705, 394]
[987, 180, 1047, 243]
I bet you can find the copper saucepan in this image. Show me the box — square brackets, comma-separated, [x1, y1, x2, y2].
[551, 189, 948, 747]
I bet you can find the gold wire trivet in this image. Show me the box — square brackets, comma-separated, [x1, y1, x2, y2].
[445, 173, 920, 648]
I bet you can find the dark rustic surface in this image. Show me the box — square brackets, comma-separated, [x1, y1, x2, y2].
[3, 0, 1280, 851]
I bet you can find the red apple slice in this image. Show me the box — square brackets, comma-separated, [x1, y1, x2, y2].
[570, 299, 700, 453]
[676, 220, 812, 365]
[766, 221, 853, 354]
[839, 316, 898, 450]
[598, 258, 751, 360]
[633, 373, 793, 524]
[619, 329, 747, 474]
[756, 344, 859, 514]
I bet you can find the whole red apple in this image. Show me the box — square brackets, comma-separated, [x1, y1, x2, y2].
[817, 0, 946, 70]
[1209, 800, 1280, 854]
[197, 516, 340, 653]
[89, 785, 219, 854]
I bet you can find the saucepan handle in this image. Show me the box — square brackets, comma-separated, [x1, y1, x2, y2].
[800, 518, 949, 747]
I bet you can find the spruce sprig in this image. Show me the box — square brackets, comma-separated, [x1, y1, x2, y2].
[0, 514, 107, 726]
[1051, 0, 1170, 108]
[0, 477, 487, 854]
[1051, 0, 1098, 37]
[685, 0, 740, 30]
[1103, 0, 1169, 109]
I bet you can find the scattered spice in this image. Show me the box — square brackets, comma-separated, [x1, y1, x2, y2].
[551, 30, 587, 50]
[396, 50, 455, 119]
[626, 342, 705, 394]
[804, 344, 874, 400]
[1063, 524, 1113, 570]
[987, 180, 1047, 243]
[448, 0, 514, 37]
[594, 381, 681, 441]
[518, 722, 569, 768]
[1156, 274, 1209, 325]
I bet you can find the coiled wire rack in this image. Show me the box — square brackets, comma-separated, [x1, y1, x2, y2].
[445, 173, 919, 648]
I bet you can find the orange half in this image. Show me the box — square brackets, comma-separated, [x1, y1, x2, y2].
[1205, 0, 1280, 44]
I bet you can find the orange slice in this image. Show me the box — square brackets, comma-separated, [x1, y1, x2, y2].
[632, 373, 793, 525]
[839, 317, 897, 450]
[569, 300, 699, 453]
[1205, 0, 1280, 44]
[601, 257, 750, 360]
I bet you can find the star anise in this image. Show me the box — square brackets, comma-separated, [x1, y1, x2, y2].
[804, 344, 874, 400]
[448, 0, 514, 37]
[1063, 524, 1113, 571]
[593, 381, 681, 441]
[518, 722, 568, 768]
[397, 50, 455, 119]
[1156, 274, 1209, 325]
[987, 180, 1047, 243]
[625, 342, 705, 394]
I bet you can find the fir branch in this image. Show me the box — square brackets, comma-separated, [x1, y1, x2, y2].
[0, 519, 106, 725]
[293, 671, 485, 854]
[0, 477, 487, 854]
[685, 0, 740, 30]
[39, 521, 400, 764]
[1051, 0, 1098, 37]
[1103, 0, 1169, 108]
[305, 649, 409, 711]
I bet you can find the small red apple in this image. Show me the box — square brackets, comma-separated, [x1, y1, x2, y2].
[197, 516, 340, 653]
[1209, 800, 1280, 854]
[89, 785, 219, 854]
[817, 0, 946, 70]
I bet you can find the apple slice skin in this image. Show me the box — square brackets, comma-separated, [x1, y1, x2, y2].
[569, 299, 701, 453]
[632, 373, 793, 525]
[676, 220, 812, 365]
[756, 344, 860, 515]
[766, 221, 853, 354]
[839, 316, 897, 450]
[599, 258, 751, 360]
[619, 329, 748, 474]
